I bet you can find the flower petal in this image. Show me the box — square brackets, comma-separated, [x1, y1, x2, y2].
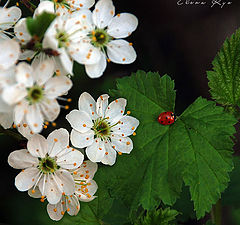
[66, 195, 80, 216]
[71, 0, 95, 9]
[34, 1, 55, 17]
[13, 100, 28, 125]
[47, 128, 69, 157]
[55, 170, 75, 195]
[85, 51, 107, 78]
[105, 98, 126, 125]
[73, 160, 98, 181]
[27, 134, 48, 158]
[86, 139, 105, 162]
[15, 167, 40, 191]
[107, 39, 136, 64]
[107, 13, 138, 39]
[111, 115, 139, 137]
[40, 99, 60, 122]
[70, 129, 94, 148]
[77, 180, 98, 202]
[26, 104, 44, 133]
[0, 6, 21, 30]
[57, 148, 84, 170]
[34, 59, 55, 86]
[66, 109, 93, 132]
[2, 84, 27, 105]
[92, 0, 115, 29]
[47, 201, 63, 221]
[101, 142, 116, 165]
[16, 62, 34, 87]
[69, 42, 101, 65]
[8, 149, 39, 169]
[0, 112, 13, 129]
[28, 186, 42, 198]
[111, 135, 133, 154]
[0, 39, 20, 70]
[96, 94, 109, 118]
[44, 76, 72, 99]
[78, 92, 97, 120]
[14, 18, 31, 44]
[57, 48, 73, 76]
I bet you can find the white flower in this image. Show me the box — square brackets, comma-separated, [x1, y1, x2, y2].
[0, 6, 21, 40]
[43, 12, 101, 76]
[66, 0, 138, 78]
[2, 59, 72, 133]
[46, 160, 98, 221]
[0, 39, 20, 70]
[14, 17, 73, 76]
[8, 128, 84, 204]
[66, 92, 139, 165]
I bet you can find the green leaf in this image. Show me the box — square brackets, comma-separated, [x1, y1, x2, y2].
[207, 28, 240, 114]
[106, 71, 236, 219]
[26, 12, 56, 39]
[134, 208, 178, 225]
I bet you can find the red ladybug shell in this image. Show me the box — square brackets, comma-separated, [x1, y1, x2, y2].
[158, 112, 175, 125]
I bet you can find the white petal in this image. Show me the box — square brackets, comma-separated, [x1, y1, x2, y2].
[0, 7, 21, 30]
[66, 195, 80, 216]
[107, 39, 136, 64]
[43, 173, 63, 204]
[17, 122, 35, 140]
[92, 0, 115, 28]
[15, 167, 39, 191]
[111, 135, 133, 154]
[105, 98, 126, 125]
[47, 128, 69, 157]
[101, 142, 116, 165]
[14, 18, 31, 44]
[19, 50, 36, 61]
[71, 0, 95, 9]
[13, 100, 28, 125]
[55, 170, 75, 195]
[57, 48, 73, 75]
[69, 42, 101, 65]
[0, 39, 20, 70]
[111, 115, 139, 137]
[96, 94, 109, 118]
[0, 112, 13, 129]
[73, 160, 98, 181]
[44, 76, 72, 99]
[2, 84, 27, 105]
[40, 99, 60, 122]
[66, 110, 93, 132]
[27, 134, 48, 158]
[57, 149, 84, 170]
[16, 62, 34, 87]
[34, 1, 55, 17]
[107, 13, 138, 38]
[0, 32, 9, 40]
[78, 92, 97, 120]
[85, 51, 107, 78]
[34, 60, 55, 86]
[77, 180, 98, 202]
[28, 186, 42, 198]
[42, 19, 59, 50]
[70, 129, 94, 148]
[8, 149, 38, 169]
[47, 201, 64, 221]
[86, 139, 105, 162]
[26, 104, 44, 133]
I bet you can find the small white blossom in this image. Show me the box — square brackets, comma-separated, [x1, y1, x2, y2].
[8, 128, 84, 204]
[2, 59, 72, 133]
[0, 6, 21, 40]
[66, 92, 139, 165]
[46, 160, 98, 221]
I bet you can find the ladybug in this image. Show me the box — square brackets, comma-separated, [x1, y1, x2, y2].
[158, 111, 175, 125]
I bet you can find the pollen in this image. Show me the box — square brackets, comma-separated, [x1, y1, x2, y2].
[122, 58, 126, 61]
[118, 152, 122, 155]
[67, 208, 70, 212]
[61, 211, 65, 215]
[107, 58, 111, 63]
[126, 141, 130, 145]
[56, 70, 61, 76]
[73, 163, 77, 166]
[73, 171, 77, 175]
[65, 105, 69, 110]
[34, 123, 38, 127]
[132, 127, 135, 130]
[31, 190, 35, 194]
[40, 198, 45, 202]
[85, 175, 89, 179]
[127, 111, 131, 115]
[133, 132, 136, 136]
[83, 124, 86, 127]
[105, 152, 108, 155]
[129, 43, 133, 46]
[54, 138, 58, 142]
[54, 208, 57, 212]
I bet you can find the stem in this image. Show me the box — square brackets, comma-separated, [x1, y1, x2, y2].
[0, 125, 25, 141]
[211, 200, 222, 225]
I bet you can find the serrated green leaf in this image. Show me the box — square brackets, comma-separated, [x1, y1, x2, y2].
[26, 12, 56, 39]
[105, 71, 236, 219]
[134, 208, 178, 225]
[207, 28, 240, 109]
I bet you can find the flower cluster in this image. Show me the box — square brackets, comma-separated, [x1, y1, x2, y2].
[0, 0, 139, 221]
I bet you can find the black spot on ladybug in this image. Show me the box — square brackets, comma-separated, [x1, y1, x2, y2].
[166, 117, 168, 119]
[168, 121, 171, 123]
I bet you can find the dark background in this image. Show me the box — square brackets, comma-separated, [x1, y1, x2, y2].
[1, 0, 240, 224]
